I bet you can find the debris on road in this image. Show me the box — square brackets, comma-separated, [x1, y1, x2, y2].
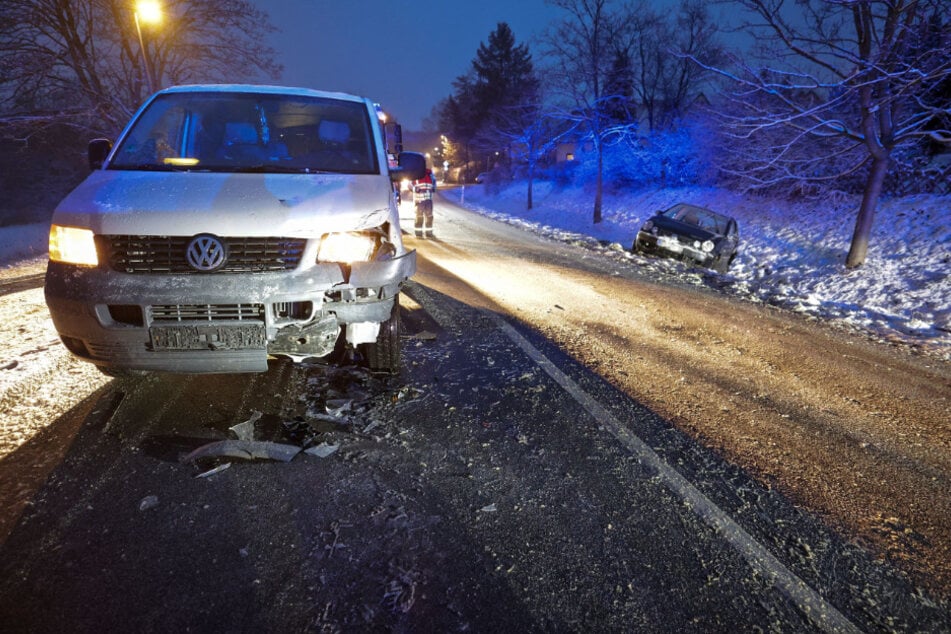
[181, 440, 301, 464]
[304, 442, 340, 458]
[195, 462, 232, 479]
[229, 411, 262, 441]
[325, 399, 352, 417]
[362, 420, 383, 434]
[138, 495, 159, 511]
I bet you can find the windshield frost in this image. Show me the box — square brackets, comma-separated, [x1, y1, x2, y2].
[110, 92, 379, 175]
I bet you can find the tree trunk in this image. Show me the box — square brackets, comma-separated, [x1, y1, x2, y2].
[845, 154, 889, 269]
[527, 162, 534, 211]
[594, 142, 603, 224]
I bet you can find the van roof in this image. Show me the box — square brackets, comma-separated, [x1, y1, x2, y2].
[155, 84, 368, 105]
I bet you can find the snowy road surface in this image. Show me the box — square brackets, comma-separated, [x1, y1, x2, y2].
[0, 197, 948, 631]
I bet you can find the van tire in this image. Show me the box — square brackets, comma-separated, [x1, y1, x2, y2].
[360, 296, 400, 374]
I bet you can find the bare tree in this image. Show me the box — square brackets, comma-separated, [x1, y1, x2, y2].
[544, 0, 649, 223]
[632, 0, 723, 132]
[693, 0, 951, 268]
[493, 96, 571, 210]
[0, 0, 282, 136]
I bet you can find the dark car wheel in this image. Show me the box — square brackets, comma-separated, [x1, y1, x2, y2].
[359, 295, 401, 374]
[711, 251, 733, 274]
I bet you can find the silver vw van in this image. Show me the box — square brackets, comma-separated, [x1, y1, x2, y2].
[45, 85, 425, 376]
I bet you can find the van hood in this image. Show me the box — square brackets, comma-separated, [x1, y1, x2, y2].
[52, 171, 394, 237]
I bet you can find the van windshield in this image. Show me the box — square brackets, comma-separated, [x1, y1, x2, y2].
[110, 92, 379, 175]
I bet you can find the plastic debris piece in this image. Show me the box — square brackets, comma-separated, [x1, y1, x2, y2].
[325, 399, 352, 417]
[479, 503, 498, 513]
[229, 410, 263, 441]
[410, 330, 438, 341]
[139, 495, 159, 511]
[362, 420, 383, 434]
[195, 462, 232, 478]
[304, 442, 340, 458]
[309, 413, 352, 426]
[181, 440, 301, 464]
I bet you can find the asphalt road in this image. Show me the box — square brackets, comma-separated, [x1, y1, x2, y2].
[0, 196, 948, 632]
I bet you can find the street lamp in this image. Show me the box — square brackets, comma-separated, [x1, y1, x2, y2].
[134, 0, 162, 94]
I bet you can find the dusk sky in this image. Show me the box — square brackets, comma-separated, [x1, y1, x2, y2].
[253, 0, 569, 130]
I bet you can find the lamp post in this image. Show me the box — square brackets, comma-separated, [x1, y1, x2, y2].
[134, 0, 162, 94]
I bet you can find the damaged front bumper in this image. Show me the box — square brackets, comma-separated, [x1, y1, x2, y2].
[635, 231, 712, 265]
[44, 250, 416, 374]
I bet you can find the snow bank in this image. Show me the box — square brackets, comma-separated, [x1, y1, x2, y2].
[0, 223, 49, 266]
[445, 182, 950, 360]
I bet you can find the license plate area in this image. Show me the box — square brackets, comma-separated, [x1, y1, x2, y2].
[150, 324, 267, 351]
[657, 236, 684, 253]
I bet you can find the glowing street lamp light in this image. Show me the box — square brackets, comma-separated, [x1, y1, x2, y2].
[134, 0, 162, 94]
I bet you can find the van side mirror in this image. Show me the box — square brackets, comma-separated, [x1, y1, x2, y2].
[88, 138, 113, 170]
[390, 151, 426, 182]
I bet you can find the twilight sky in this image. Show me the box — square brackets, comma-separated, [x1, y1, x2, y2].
[251, 1, 568, 130]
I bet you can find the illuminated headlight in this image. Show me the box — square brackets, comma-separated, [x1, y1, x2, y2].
[701, 240, 715, 253]
[49, 225, 98, 266]
[318, 232, 378, 263]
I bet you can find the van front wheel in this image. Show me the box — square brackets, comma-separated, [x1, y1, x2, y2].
[360, 296, 401, 374]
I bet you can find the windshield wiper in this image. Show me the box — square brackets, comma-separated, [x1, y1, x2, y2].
[228, 164, 318, 174]
[111, 163, 184, 172]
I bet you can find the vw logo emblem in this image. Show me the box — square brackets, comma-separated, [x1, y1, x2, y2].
[185, 234, 227, 272]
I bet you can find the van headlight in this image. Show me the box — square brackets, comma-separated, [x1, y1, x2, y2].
[49, 225, 98, 266]
[701, 240, 715, 253]
[318, 232, 378, 263]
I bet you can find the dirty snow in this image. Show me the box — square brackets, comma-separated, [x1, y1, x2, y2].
[444, 182, 951, 360]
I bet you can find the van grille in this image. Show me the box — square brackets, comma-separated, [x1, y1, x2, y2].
[151, 303, 265, 323]
[100, 236, 306, 273]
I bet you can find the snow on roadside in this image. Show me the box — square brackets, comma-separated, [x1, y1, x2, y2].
[0, 223, 48, 269]
[443, 182, 951, 360]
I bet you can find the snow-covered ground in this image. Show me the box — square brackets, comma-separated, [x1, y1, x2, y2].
[0, 223, 49, 265]
[442, 181, 951, 360]
[2, 182, 948, 359]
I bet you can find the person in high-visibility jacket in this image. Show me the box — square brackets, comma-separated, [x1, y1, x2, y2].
[413, 168, 436, 238]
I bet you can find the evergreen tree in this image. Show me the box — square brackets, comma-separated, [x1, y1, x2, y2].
[472, 23, 539, 122]
[440, 23, 539, 178]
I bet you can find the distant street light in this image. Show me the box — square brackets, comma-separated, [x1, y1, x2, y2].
[134, 0, 162, 94]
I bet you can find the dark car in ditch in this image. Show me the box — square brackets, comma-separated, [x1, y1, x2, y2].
[633, 203, 740, 273]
